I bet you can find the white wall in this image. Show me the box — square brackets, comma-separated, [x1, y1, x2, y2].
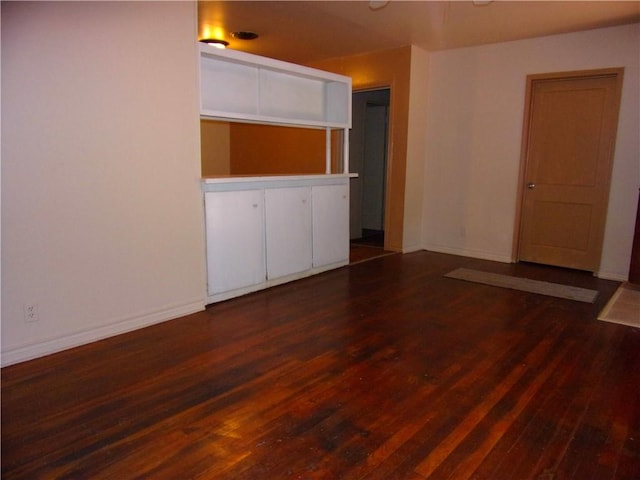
[404, 45, 430, 253]
[422, 24, 640, 279]
[1, 1, 205, 365]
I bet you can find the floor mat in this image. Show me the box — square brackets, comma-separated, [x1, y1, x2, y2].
[598, 283, 640, 327]
[445, 268, 598, 303]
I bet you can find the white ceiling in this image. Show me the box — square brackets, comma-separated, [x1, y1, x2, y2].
[197, 1, 640, 64]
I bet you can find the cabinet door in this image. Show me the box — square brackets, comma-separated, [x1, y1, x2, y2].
[205, 190, 266, 295]
[265, 187, 312, 279]
[312, 184, 349, 267]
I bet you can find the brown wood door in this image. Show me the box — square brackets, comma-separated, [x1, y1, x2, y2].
[629, 189, 640, 284]
[517, 69, 623, 272]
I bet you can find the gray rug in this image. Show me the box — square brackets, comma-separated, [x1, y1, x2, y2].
[445, 268, 598, 303]
[598, 283, 640, 327]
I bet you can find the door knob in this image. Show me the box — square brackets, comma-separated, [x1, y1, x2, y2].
[527, 183, 536, 189]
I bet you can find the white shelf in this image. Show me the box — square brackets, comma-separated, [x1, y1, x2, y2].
[199, 44, 351, 129]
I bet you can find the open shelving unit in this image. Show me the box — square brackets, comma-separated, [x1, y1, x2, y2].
[199, 44, 354, 304]
[199, 43, 352, 173]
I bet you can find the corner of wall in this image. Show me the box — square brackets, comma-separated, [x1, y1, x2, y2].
[403, 45, 430, 251]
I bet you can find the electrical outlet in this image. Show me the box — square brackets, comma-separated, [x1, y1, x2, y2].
[24, 303, 39, 323]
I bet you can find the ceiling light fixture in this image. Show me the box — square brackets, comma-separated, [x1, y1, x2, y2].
[199, 38, 229, 49]
[368, 0, 389, 11]
[232, 31, 259, 41]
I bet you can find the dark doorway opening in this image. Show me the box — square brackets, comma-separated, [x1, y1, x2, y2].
[349, 88, 391, 263]
[349, 89, 390, 245]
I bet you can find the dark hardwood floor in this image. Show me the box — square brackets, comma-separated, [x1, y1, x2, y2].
[349, 244, 396, 264]
[2, 251, 639, 479]
[350, 229, 394, 264]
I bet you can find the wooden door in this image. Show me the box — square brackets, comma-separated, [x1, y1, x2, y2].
[517, 69, 623, 272]
[629, 189, 640, 284]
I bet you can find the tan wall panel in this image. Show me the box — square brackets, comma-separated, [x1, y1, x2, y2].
[310, 46, 412, 252]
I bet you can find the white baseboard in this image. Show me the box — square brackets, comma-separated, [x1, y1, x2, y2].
[422, 243, 513, 264]
[1, 299, 205, 367]
[596, 270, 628, 282]
[402, 243, 423, 254]
[424, 243, 629, 281]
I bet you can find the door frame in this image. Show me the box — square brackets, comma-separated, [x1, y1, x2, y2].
[512, 67, 624, 271]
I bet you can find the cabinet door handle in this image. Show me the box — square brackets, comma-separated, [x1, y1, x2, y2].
[527, 183, 536, 189]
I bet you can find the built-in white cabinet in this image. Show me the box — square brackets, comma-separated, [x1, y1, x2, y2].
[204, 190, 266, 296]
[199, 45, 354, 304]
[265, 187, 312, 279]
[203, 176, 351, 303]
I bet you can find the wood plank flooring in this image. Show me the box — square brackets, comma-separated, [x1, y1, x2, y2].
[2, 251, 639, 479]
[349, 244, 396, 264]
